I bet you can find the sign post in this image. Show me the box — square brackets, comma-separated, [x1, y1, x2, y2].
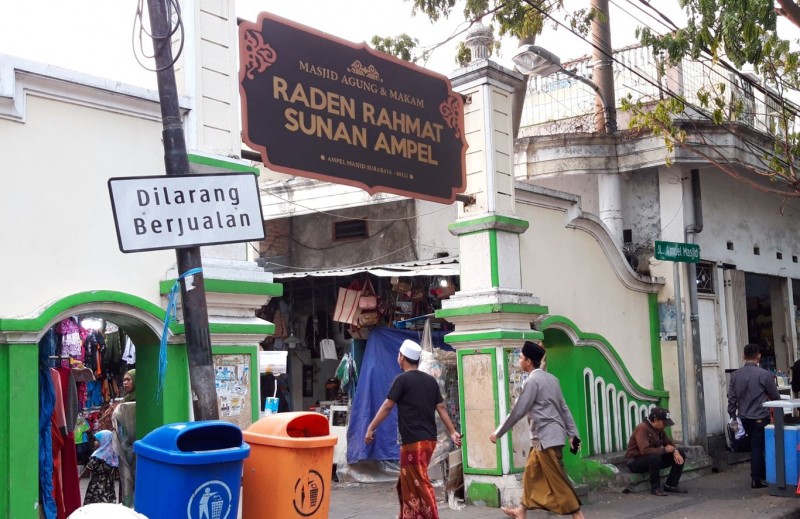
[144, 0, 219, 421]
[654, 239, 701, 445]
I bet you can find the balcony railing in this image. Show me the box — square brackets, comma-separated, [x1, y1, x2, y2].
[518, 44, 798, 139]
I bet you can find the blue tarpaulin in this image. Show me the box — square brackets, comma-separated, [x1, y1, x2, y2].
[346, 327, 453, 464]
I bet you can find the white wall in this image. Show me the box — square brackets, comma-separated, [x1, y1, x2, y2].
[516, 186, 659, 387]
[0, 76, 177, 315]
[694, 166, 800, 277]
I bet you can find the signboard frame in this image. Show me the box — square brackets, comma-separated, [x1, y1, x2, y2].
[238, 11, 468, 205]
[654, 240, 701, 263]
[108, 172, 265, 253]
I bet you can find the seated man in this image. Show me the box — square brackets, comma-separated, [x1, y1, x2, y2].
[625, 407, 687, 496]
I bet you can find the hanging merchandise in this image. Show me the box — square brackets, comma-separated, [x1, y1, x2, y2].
[335, 353, 358, 394]
[121, 336, 136, 366]
[57, 317, 82, 359]
[357, 310, 380, 327]
[358, 278, 377, 310]
[333, 279, 362, 324]
[320, 338, 337, 361]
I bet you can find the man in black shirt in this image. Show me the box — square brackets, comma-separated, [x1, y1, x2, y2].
[365, 339, 461, 519]
[728, 343, 780, 488]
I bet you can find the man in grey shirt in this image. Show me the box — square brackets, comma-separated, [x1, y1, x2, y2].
[727, 343, 780, 488]
[490, 342, 584, 519]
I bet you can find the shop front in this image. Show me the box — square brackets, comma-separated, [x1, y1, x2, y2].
[260, 258, 461, 475]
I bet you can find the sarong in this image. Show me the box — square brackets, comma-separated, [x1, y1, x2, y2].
[396, 439, 439, 519]
[522, 446, 581, 515]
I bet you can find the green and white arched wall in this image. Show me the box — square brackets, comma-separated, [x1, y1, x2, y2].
[0, 284, 279, 519]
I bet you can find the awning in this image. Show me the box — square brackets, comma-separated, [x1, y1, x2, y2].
[270, 257, 459, 280]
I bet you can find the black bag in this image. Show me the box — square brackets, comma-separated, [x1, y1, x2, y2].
[791, 360, 800, 393]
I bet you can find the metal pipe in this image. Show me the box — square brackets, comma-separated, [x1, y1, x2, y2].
[685, 168, 707, 451]
[674, 262, 690, 444]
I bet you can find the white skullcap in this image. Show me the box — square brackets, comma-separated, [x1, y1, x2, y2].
[399, 339, 422, 361]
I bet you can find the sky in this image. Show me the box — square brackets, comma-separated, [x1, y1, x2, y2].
[0, 0, 664, 89]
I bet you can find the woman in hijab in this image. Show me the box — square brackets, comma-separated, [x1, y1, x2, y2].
[82, 430, 118, 504]
[121, 369, 136, 402]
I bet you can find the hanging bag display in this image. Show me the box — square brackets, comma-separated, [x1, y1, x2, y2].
[358, 278, 378, 310]
[333, 279, 362, 325]
[358, 310, 379, 327]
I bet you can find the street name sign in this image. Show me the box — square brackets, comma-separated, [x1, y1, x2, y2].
[108, 173, 265, 253]
[654, 240, 701, 263]
[238, 12, 467, 205]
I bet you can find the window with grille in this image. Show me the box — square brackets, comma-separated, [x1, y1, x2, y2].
[696, 262, 714, 294]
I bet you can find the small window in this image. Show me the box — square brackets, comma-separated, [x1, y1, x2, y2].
[727, 241, 734, 250]
[777, 252, 783, 260]
[696, 262, 714, 295]
[753, 246, 760, 256]
[794, 255, 798, 264]
[334, 219, 368, 240]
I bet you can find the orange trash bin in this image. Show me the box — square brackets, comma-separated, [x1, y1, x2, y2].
[242, 411, 338, 519]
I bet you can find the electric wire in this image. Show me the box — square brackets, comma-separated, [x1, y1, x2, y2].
[519, 0, 797, 186]
[132, 0, 185, 72]
[258, 186, 453, 221]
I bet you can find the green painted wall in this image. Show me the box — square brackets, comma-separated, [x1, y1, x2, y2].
[136, 341, 191, 437]
[0, 289, 275, 518]
[542, 319, 668, 483]
[0, 344, 39, 519]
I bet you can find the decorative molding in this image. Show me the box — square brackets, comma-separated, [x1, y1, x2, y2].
[516, 182, 664, 293]
[539, 315, 668, 403]
[0, 56, 189, 124]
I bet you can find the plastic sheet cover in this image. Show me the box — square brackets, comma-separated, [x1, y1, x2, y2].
[346, 327, 453, 464]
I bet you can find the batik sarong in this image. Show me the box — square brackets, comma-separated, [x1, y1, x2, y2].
[522, 446, 581, 515]
[396, 439, 439, 519]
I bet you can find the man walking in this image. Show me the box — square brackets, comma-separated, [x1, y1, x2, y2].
[365, 339, 461, 519]
[625, 407, 687, 495]
[489, 341, 584, 519]
[728, 343, 780, 488]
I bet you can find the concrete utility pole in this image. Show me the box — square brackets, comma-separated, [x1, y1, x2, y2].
[146, 0, 219, 421]
[591, 0, 623, 246]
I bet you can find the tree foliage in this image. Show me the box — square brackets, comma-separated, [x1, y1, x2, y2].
[373, 0, 800, 197]
[371, 0, 567, 66]
[632, 0, 800, 197]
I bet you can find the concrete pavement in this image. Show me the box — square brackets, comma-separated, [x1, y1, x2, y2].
[329, 462, 800, 518]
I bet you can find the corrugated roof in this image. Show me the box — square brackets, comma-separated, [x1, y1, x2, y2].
[271, 256, 459, 279]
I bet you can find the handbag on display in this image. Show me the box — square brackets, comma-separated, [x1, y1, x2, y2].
[333, 279, 362, 325]
[358, 278, 378, 310]
[358, 310, 380, 327]
[392, 279, 412, 294]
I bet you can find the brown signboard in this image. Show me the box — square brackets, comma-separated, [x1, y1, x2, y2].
[239, 12, 467, 205]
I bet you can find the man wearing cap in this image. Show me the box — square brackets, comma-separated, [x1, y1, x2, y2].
[727, 343, 780, 489]
[625, 407, 687, 495]
[489, 341, 585, 519]
[364, 339, 461, 519]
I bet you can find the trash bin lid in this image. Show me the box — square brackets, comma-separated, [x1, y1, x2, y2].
[244, 411, 337, 448]
[134, 420, 250, 465]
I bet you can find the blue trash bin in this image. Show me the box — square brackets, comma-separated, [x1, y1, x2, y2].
[766, 424, 800, 486]
[133, 420, 250, 519]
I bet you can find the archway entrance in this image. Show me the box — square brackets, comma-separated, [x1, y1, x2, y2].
[1, 291, 193, 518]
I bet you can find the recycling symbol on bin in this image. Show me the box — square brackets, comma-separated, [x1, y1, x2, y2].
[187, 480, 232, 519]
[293, 469, 325, 516]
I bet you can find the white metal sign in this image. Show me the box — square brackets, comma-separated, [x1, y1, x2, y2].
[108, 173, 265, 253]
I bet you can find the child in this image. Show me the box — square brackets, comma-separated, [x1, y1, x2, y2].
[82, 430, 118, 504]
